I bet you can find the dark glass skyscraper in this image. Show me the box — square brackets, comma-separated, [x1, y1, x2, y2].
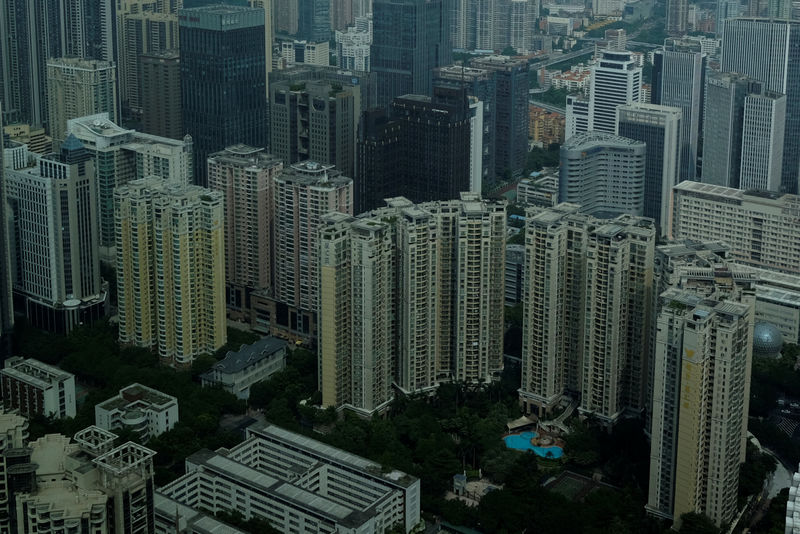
[297, 0, 331, 42]
[179, 5, 268, 186]
[371, 0, 452, 109]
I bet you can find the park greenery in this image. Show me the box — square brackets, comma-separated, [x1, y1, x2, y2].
[531, 87, 570, 107]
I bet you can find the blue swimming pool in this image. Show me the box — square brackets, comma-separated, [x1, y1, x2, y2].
[503, 431, 564, 459]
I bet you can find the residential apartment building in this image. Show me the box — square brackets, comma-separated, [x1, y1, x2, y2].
[0, 411, 28, 533]
[266, 161, 352, 343]
[5, 136, 107, 333]
[46, 58, 118, 147]
[270, 80, 360, 179]
[559, 132, 646, 219]
[319, 193, 506, 414]
[280, 41, 330, 67]
[160, 423, 421, 534]
[115, 178, 226, 367]
[0, 357, 76, 419]
[68, 113, 193, 258]
[200, 337, 288, 400]
[95, 384, 179, 441]
[647, 264, 754, 527]
[208, 146, 283, 318]
[519, 204, 656, 421]
[669, 181, 800, 275]
[336, 16, 372, 72]
[529, 106, 566, 147]
[505, 244, 525, 304]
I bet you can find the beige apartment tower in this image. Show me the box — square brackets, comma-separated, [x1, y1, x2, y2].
[519, 204, 656, 423]
[319, 193, 506, 415]
[208, 146, 283, 319]
[115, 178, 226, 367]
[46, 58, 118, 146]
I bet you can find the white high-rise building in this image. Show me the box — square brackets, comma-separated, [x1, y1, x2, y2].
[588, 50, 642, 134]
[739, 87, 786, 192]
[335, 15, 372, 71]
[5, 136, 106, 334]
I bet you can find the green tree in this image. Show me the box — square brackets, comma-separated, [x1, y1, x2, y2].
[678, 513, 720, 534]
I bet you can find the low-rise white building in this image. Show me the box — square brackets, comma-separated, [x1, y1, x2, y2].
[0, 357, 76, 418]
[160, 422, 421, 534]
[95, 384, 178, 440]
[200, 337, 288, 399]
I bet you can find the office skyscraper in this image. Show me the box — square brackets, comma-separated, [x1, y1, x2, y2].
[652, 49, 705, 182]
[721, 19, 800, 194]
[46, 58, 118, 146]
[6, 136, 106, 333]
[140, 50, 182, 140]
[180, 4, 268, 186]
[647, 252, 754, 528]
[270, 80, 360, 178]
[273, 162, 353, 322]
[740, 87, 786, 192]
[354, 86, 473, 211]
[559, 132, 646, 218]
[320, 193, 506, 414]
[617, 103, 682, 231]
[298, 0, 331, 42]
[470, 56, 529, 178]
[588, 50, 642, 134]
[372, 0, 452, 109]
[207, 146, 283, 318]
[701, 71, 753, 188]
[115, 178, 226, 368]
[435, 65, 498, 186]
[0, 106, 14, 356]
[519, 204, 655, 419]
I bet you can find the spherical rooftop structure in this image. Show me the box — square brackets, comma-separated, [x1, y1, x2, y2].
[753, 322, 783, 358]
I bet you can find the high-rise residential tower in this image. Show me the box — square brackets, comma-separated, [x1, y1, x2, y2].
[5, 136, 106, 333]
[0, 107, 14, 356]
[617, 103, 682, 231]
[666, 0, 688, 35]
[273, 161, 353, 324]
[519, 204, 656, 420]
[298, 0, 331, 42]
[652, 49, 705, 181]
[647, 254, 754, 528]
[46, 58, 118, 146]
[319, 193, 506, 415]
[559, 132, 646, 218]
[721, 19, 800, 194]
[115, 178, 226, 368]
[207, 146, 283, 318]
[371, 0, 452, 109]
[588, 50, 642, 134]
[180, 4, 268, 186]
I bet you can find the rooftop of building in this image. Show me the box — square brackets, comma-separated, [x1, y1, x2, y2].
[204, 337, 287, 376]
[208, 145, 282, 168]
[674, 181, 797, 204]
[183, 449, 374, 528]
[1, 357, 73, 390]
[47, 57, 115, 70]
[141, 48, 180, 60]
[248, 422, 418, 488]
[68, 113, 133, 139]
[96, 383, 177, 413]
[563, 131, 645, 149]
[154, 493, 248, 534]
[278, 161, 351, 185]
